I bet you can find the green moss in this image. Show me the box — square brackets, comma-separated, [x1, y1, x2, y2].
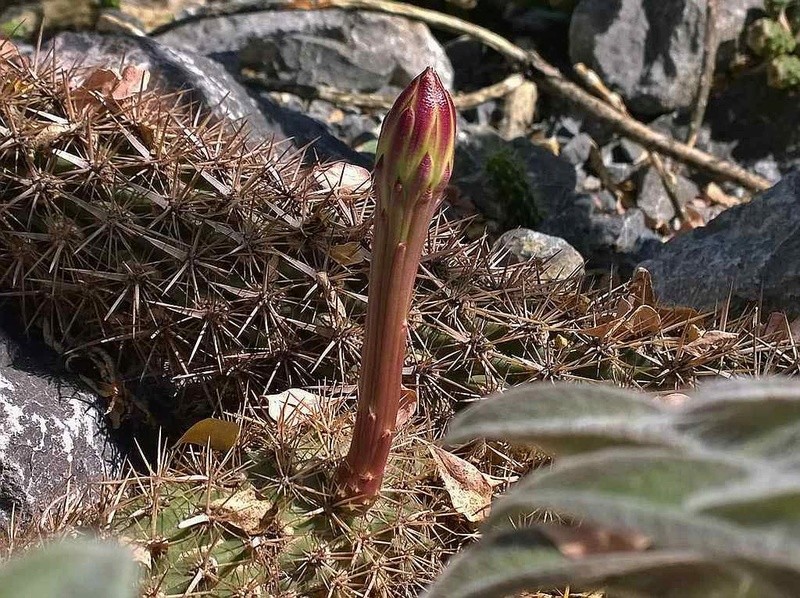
[768, 54, 800, 88]
[484, 148, 541, 229]
[747, 18, 797, 58]
[0, 18, 36, 40]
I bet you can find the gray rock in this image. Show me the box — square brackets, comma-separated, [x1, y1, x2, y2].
[452, 125, 577, 229]
[569, 0, 707, 115]
[0, 322, 115, 528]
[493, 229, 585, 280]
[561, 133, 594, 166]
[539, 196, 661, 271]
[40, 31, 367, 166]
[156, 10, 453, 92]
[640, 172, 800, 312]
[452, 125, 659, 270]
[636, 165, 699, 225]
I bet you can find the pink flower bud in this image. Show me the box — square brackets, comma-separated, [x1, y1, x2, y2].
[373, 67, 456, 214]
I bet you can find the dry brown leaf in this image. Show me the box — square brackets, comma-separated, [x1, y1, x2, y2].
[176, 418, 240, 452]
[679, 203, 706, 231]
[0, 38, 20, 61]
[329, 241, 366, 266]
[684, 330, 738, 357]
[112, 65, 150, 100]
[430, 446, 492, 523]
[538, 523, 651, 558]
[764, 311, 790, 340]
[625, 305, 661, 336]
[614, 296, 634, 319]
[395, 386, 418, 430]
[685, 323, 704, 343]
[209, 487, 273, 536]
[73, 65, 150, 111]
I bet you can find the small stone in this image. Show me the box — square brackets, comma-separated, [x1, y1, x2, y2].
[493, 229, 585, 281]
[560, 133, 594, 166]
[636, 166, 699, 225]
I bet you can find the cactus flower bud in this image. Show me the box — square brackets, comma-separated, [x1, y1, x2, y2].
[337, 68, 457, 508]
[373, 67, 456, 221]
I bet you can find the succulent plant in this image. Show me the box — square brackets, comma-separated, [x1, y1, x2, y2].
[746, 17, 797, 58]
[0, 44, 566, 428]
[424, 377, 800, 598]
[768, 53, 800, 88]
[1, 39, 797, 435]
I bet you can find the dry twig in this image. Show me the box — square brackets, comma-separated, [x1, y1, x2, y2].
[240, 68, 526, 110]
[687, 0, 719, 148]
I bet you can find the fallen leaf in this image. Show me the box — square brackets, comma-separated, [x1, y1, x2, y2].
[329, 241, 366, 266]
[209, 487, 273, 536]
[679, 203, 706, 232]
[0, 38, 19, 61]
[537, 522, 651, 558]
[684, 330, 738, 357]
[112, 65, 150, 100]
[625, 305, 661, 336]
[685, 323, 704, 343]
[72, 65, 150, 111]
[614, 297, 633, 319]
[265, 388, 322, 427]
[430, 446, 492, 523]
[764, 311, 790, 340]
[395, 386, 417, 430]
[176, 418, 240, 452]
[583, 320, 621, 340]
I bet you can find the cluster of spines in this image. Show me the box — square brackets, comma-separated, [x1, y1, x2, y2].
[0, 42, 798, 427]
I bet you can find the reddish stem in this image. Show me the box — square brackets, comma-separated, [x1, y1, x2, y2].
[336, 187, 437, 508]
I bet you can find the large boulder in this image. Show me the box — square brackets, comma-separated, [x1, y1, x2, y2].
[640, 172, 800, 312]
[569, 0, 707, 116]
[155, 9, 454, 92]
[0, 317, 116, 528]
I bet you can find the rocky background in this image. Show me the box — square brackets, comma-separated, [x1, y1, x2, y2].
[1, 0, 798, 527]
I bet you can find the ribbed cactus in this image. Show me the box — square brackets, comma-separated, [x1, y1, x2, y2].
[0, 42, 795, 430]
[0, 45, 564, 427]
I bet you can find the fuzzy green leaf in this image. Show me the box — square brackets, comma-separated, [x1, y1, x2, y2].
[445, 382, 683, 454]
[422, 528, 785, 598]
[678, 378, 800, 457]
[0, 539, 139, 598]
[487, 449, 800, 574]
[687, 476, 800, 532]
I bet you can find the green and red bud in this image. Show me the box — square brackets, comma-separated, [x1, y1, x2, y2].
[337, 68, 457, 508]
[373, 67, 457, 225]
